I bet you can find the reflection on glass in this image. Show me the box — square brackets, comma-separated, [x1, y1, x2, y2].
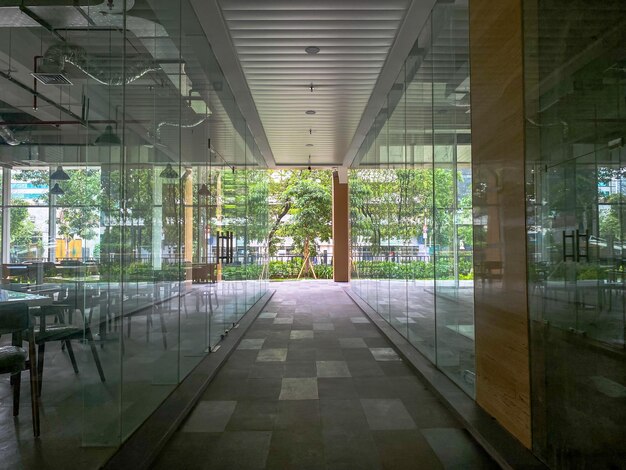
[524, 0, 626, 467]
[0, 1, 269, 466]
[349, 1, 474, 396]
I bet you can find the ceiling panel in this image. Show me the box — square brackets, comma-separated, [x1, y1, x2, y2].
[219, 0, 411, 166]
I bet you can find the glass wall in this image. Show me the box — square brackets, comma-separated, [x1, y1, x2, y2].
[350, 1, 474, 395]
[524, 1, 626, 467]
[0, 1, 268, 467]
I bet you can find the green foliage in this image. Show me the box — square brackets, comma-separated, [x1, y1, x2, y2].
[10, 200, 43, 256]
[279, 175, 332, 257]
[56, 169, 101, 242]
[268, 170, 332, 256]
[353, 258, 472, 280]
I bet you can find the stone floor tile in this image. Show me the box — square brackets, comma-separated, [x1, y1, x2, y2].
[226, 401, 278, 432]
[279, 378, 319, 400]
[290, 330, 314, 340]
[421, 428, 499, 469]
[338, 337, 368, 349]
[317, 378, 357, 400]
[209, 431, 273, 470]
[275, 400, 321, 430]
[350, 317, 370, 324]
[258, 312, 278, 319]
[360, 398, 417, 430]
[256, 348, 288, 362]
[266, 428, 325, 470]
[238, 339, 265, 350]
[273, 317, 294, 325]
[181, 400, 237, 432]
[284, 361, 317, 378]
[313, 322, 335, 331]
[370, 347, 402, 361]
[347, 360, 385, 378]
[372, 430, 443, 470]
[316, 361, 351, 378]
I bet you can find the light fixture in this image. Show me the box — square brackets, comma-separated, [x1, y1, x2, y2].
[159, 163, 179, 179]
[305, 110, 316, 115]
[94, 125, 121, 145]
[307, 154, 312, 171]
[306, 144, 314, 147]
[198, 183, 210, 197]
[305, 46, 320, 55]
[50, 183, 64, 195]
[50, 165, 70, 180]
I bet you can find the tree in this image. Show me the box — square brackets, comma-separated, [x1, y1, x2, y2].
[10, 200, 43, 260]
[55, 169, 102, 248]
[279, 175, 332, 276]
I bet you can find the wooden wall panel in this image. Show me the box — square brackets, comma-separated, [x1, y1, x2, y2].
[469, 0, 532, 448]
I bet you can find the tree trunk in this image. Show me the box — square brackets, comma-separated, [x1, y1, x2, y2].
[267, 200, 291, 253]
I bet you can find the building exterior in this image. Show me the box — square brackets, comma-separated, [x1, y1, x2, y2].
[0, 0, 623, 468]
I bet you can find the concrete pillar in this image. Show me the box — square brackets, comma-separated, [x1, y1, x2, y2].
[332, 169, 349, 282]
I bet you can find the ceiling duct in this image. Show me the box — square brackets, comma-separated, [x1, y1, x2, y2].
[37, 43, 160, 86]
[0, 124, 24, 146]
[156, 116, 208, 140]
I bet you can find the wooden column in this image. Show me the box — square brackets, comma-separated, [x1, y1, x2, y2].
[469, 0, 532, 448]
[332, 170, 349, 282]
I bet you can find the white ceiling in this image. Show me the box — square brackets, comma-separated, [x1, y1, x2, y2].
[217, 0, 412, 167]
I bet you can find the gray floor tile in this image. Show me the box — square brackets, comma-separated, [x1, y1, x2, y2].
[210, 431, 273, 470]
[238, 339, 265, 350]
[181, 400, 237, 432]
[266, 428, 325, 470]
[360, 398, 417, 430]
[320, 398, 369, 431]
[313, 322, 335, 331]
[259, 312, 278, 319]
[279, 378, 319, 400]
[347, 360, 385, 377]
[316, 361, 351, 378]
[226, 401, 278, 432]
[290, 330, 314, 340]
[372, 430, 444, 470]
[339, 337, 368, 349]
[370, 347, 402, 361]
[257, 348, 288, 362]
[350, 317, 370, 324]
[317, 378, 357, 399]
[285, 361, 317, 378]
[249, 363, 285, 379]
[421, 428, 498, 469]
[273, 317, 293, 325]
[275, 400, 321, 429]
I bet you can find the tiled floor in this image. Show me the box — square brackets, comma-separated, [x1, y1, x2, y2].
[152, 280, 498, 470]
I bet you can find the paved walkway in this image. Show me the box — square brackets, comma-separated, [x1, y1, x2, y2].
[152, 281, 497, 469]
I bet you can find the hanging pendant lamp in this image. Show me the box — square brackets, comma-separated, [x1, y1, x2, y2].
[50, 183, 65, 195]
[50, 165, 70, 180]
[159, 163, 178, 179]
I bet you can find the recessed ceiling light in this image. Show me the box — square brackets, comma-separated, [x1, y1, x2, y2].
[305, 110, 316, 115]
[306, 144, 314, 147]
[305, 46, 320, 54]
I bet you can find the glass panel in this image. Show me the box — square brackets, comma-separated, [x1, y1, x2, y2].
[524, 0, 626, 466]
[349, 1, 473, 396]
[0, 1, 269, 465]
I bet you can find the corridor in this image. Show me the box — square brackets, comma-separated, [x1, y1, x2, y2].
[152, 281, 497, 469]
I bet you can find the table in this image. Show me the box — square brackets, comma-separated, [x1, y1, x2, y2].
[0, 289, 53, 307]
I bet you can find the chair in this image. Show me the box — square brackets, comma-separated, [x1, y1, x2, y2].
[33, 300, 105, 397]
[0, 302, 40, 437]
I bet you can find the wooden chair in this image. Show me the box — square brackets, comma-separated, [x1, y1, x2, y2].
[0, 302, 40, 437]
